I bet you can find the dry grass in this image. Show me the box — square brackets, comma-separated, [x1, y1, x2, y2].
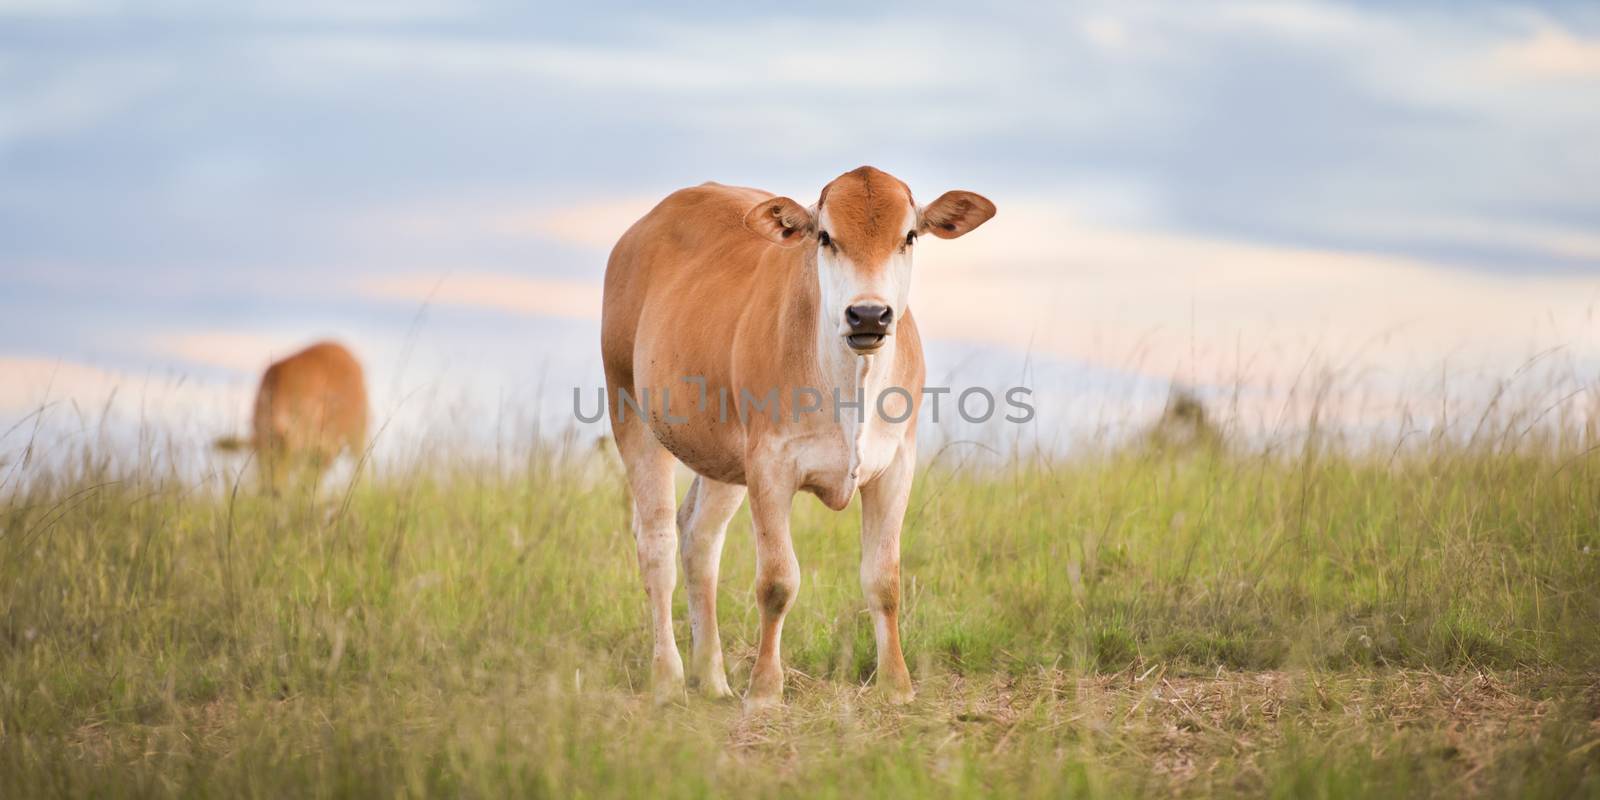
[4, 386, 1600, 796]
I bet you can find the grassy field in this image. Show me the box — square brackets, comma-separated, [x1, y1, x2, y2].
[3, 420, 1600, 797]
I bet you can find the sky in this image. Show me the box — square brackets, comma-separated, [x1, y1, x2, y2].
[2, 0, 1598, 463]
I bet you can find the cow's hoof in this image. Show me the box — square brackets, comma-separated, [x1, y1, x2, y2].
[884, 684, 915, 705]
[652, 680, 687, 707]
[744, 666, 785, 711]
[651, 652, 686, 706]
[702, 674, 734, 700]
[742, 692, 783, 713]
[690, 653, 733, 700]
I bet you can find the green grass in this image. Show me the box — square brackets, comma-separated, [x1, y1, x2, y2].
[2, 428, 1599, 797]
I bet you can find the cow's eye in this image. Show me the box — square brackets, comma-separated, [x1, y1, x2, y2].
[818, 231, 832, 248]
[905, 230, 917, 246]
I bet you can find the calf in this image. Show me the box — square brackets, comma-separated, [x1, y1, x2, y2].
[601, 167, 995, 706]
[217, 341, 369, 491]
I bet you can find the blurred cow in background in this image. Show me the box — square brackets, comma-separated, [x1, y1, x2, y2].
[1143, 388, 1222, 454]
[216, 341, 369, 492]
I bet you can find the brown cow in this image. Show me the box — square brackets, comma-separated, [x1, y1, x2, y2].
[216, 340, 369, 491]
[602, 167, 995, 707]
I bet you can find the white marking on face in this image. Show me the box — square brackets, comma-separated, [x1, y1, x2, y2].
[814, 203, 917, 342]
[808, 201, 919, 493]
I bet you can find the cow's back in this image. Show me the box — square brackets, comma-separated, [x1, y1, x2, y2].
[601, 182, 776, 386]
[602, 182, 793, 484]
[252, 341, 368, 458]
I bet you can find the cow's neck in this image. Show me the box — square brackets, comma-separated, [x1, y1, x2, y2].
[787, 251, 898, 484]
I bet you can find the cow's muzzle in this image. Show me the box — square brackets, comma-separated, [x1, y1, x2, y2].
[845, 304, 892, 354]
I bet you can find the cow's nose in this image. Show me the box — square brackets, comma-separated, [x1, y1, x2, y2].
[845, 304, 893, 335]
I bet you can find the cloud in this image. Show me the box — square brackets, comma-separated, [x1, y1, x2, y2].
[0, 0, 471, 21]
[0, 59, 173, 147]
[910, 200, 1600, 387]
[457, 191, 1600, 396]
[266, 19, 1002, 94]
[1301, 212, 1600, 264]
[1492, 24, 1600, 79]
[253, 16, 1039, 153]
[0, 357, 127, 416]
[0, 0, 106, 17]
[359, 273, 603, 320]
[144, 331, 311, 372]
[530, 197, 662, 250]
[11, 1, 1597, 272]
[1209, 1, 1379, 39]
[0, 356, 248, 436]
[347, 195, 659, 251]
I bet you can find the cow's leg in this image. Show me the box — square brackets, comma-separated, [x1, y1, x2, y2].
[256, 437, 287, 496]
[296, 447, 332, 499]
[677, 475, 745, 698]
[745, 472, 799, 710]
[859, 442, 916, 703]
[612, 414, 685, 705]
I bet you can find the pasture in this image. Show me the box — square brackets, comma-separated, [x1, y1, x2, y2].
[3, 414, 1599, 798]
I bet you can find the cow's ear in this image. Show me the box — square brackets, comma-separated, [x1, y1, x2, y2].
[920, 191, 996, 239]
[744, 196, 815, 247]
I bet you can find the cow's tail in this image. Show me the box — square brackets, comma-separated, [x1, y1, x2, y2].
[213, 435, 253, 453]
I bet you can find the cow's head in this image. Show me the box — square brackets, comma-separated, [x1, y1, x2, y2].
[744, 166, 995, 355]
